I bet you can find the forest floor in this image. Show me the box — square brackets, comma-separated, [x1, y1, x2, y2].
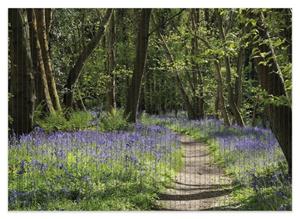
[157, 135, 233, 210]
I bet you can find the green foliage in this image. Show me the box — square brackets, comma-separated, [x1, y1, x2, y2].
[35, 111, 93, 132]
[98, 108, 129, 132]
[68, 111, 93, 130]
[35, 112, 68, 132]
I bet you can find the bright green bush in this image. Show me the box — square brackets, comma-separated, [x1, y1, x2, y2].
[68, 111, 93, 130]
[98, 108, 129, 132]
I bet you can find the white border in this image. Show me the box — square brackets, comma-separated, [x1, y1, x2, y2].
[1, 0, 300, 219]
[1, 0, 299, 8]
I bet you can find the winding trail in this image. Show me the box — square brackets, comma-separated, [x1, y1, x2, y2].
[157, 135, 233, 210]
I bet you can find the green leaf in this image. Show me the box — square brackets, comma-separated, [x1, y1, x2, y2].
[67, 152, 76, 165]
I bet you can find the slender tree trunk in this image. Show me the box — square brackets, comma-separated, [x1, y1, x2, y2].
[45, 9, 53, 36]
[216, 11, 245, 126]
[28, 9, 55, 114]
[35, 9, 61, 112]
[27, 9, 42, 108]
[234, 48, 244, 108]
[199, 11, 230, 125]
[213, 61, 231, 126]
[190, 9, 204, 119]
[64, 9, 113, 109]
[145, 77, 151, 113]
[161, 74, 167, 114]
[125, 9, 152, 122]
[154, 16, 195, 119]
[106, 11, 117, 112]
[215, 89, 220, 119]
[9, 9, 35, 135]
[252, 11, 292, 176]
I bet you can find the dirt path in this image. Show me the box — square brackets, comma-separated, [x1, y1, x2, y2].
[157, 135, 232, 210]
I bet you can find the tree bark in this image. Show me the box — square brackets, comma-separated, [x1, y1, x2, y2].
[106, 11, 117, 112]
[35, 9, 61, 111]
[213, 61, 231, 126]
[45, 9, 53, 36]
[9, 9, 35, 135]
[125, 9, 152, 122]
[63, 9, 113, 109]
[27, 9, 42, 108]
[252, 11, 292, 175]
[28, 9, 55, 114]
[234, 48, 244, 109]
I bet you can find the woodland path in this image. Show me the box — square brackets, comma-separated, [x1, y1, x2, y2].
[157, 135, 233, 210]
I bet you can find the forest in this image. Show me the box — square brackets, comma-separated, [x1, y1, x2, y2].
[8, 8, 292, 210]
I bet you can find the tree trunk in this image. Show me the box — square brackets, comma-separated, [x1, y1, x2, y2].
[190, 9, 205, 119]
[64, 9, 113, 109]
[9, 9, 35, 135]
[35, 9, 61, 112]
[234, 48, 244, 109]
[28, 9, 55, 114]
[252, 11, 292, 176]
[27, 9, 43, 108]
[213, 61, 231, 126]
[45, 9, 53, 36]
[106, 11, 117, 112]
[154, 16, 195, 119]
[216, 11, 245, 126]
[214, 88, 220, 119]
[197, 12, 230, 125]
[125, 9, 152, 123]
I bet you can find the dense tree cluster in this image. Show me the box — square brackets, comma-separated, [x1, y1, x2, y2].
[8, 8, 292, 173]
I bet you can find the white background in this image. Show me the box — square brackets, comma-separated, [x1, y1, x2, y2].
[0, 0, 299, 218]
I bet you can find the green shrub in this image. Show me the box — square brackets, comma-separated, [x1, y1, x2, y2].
[68, 111, 93, 130]
[36, 112, 68, 132]
[98, 108, 129, 132]
[35, 111, 93, 132]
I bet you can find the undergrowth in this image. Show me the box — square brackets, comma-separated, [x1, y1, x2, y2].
[141, 113, 292, 210]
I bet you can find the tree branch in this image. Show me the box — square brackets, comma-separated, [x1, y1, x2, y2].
[148, 9, 185, 37]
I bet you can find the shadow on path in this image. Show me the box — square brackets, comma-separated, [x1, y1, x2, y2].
[158, 188, 232, 201]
